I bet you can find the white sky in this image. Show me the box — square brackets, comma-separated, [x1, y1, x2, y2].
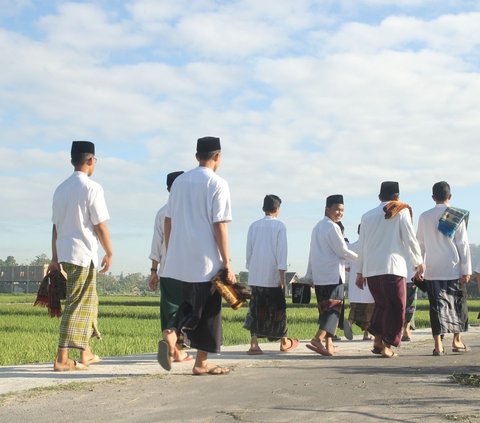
[1, 0, 480, 275]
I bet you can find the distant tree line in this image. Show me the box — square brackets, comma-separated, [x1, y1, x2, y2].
[1, 248, 480, 297]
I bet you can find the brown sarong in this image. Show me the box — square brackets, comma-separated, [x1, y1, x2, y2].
[367, 274, 406, 347]
[348, 303, 374, 331]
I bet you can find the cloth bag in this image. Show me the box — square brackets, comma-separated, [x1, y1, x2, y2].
[291, 283, 311, 304]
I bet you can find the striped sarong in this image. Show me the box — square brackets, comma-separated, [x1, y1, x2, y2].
[426, 279, 468, 336]
[438, 207, 469, 238]
[58, 262, 101, 350]
[244, 286, 288, 341]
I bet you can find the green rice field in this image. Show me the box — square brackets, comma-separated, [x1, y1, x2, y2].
[0, 294, 479, 366]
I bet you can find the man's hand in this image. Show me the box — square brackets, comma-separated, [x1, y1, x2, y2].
[460, 274, 470, 284]
[99, 255, 112, 273]
[225, 265, 237, 284]
[414, 263, 425, 281]
[47, 260, 60, 273]
[149, 272, 159, 290]
[356, 273, 366, 289]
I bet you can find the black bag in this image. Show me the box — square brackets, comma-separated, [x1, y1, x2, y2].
[291, 283, 311, 304]
[412, 277, 428, 293]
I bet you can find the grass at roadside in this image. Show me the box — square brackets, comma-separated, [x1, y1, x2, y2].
[1, 294, 479, 366]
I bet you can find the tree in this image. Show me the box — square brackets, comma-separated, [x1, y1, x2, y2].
[0, 256, 17, 266]
[30, 254, 50, 266]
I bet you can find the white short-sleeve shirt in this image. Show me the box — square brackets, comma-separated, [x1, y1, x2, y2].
[246, 216, 287, 288]
[162, 166, 232, 282]
[52, 171, 110, 268]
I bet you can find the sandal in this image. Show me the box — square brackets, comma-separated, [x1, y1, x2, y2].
[433, 349, 446, 356]
[193, 365, 230, 376]
[157, 340, 174, 371]
[246, 348, 264, 355]
[452, 344, 469, 353]
[371, 347, 383, 355]
[53, 360, 89, 372]
[174, 352, 193, 362]
[381, 350, 399, 358]
[280, 338, 300, 352]
[81, 354, 102, 365]
[306, 343, 334, 356]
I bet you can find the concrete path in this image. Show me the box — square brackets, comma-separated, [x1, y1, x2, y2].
[1, 327, 479, 422]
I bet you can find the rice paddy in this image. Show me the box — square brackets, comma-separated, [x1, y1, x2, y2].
[0, 294, 479, 366]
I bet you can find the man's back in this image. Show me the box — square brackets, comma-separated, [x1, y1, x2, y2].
[417, 204, 471, 280]
[53, 171, 108, 267]
[246, 216, 287, 287]
[163, 166, 232, 282]
[358, 203, 421, 278]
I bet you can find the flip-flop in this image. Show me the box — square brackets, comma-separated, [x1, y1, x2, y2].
[54, 360, 89, 372]
[246, 349, 264, 355]
[381, 350, 399, 358]
[193, 366, 230, 376]
[433, 349, 446, 356]
[371, 347, 383, 355]
[401, 335, 411, 342]
[306, 343, 334, 357]
[83, 354, 102, 365]
[452, 344, 469, 353]
[174, 353, 193, 362]
[280, 338, 300, 352]
[343, 320, 353, 341]
[157, 340, 173, 371]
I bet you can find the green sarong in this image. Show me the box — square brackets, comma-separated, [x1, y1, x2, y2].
[159, 277, 184, 331]
[58, 262, 100, 350]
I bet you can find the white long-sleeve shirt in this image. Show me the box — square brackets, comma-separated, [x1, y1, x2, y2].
[305, 217, 358, 286]
[347, 241, 374, 303]
[416, 203, 471, 280]
[149, 204, 167, 275]
[357, 202, 423, 278]
[246, 216, 287, 288]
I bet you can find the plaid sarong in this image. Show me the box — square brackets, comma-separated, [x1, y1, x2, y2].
[438, 207, 469, 238]
[383, 201, 412, 220]
[58, 262, 101, 350]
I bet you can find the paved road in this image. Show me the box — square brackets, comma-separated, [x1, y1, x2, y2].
[1, 327, 479, 422]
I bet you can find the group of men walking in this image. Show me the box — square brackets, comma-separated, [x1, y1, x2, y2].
[48, 138, 475, 374]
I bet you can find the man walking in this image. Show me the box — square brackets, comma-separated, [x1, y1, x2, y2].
[158, 136, 236, 375]
[49, 141, 113, 371]
[356, 181, 424, 358]
[305, 195, 358, 356]
[148, 171, 191, 363]
[416, 181, 471, 355]
[244, 194, 299, 355]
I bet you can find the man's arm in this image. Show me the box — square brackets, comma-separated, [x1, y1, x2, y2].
[164, 217, 171, 251]
[47, 224, 60, 272]
[213, 221, 236, 284]
[94, 221, 113, 273]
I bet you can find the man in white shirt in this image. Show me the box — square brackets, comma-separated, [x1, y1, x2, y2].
[345, 225, 375, 341]
[356, 181, 424, 358]
[244, 195, 299, 355]
[148, 171, 191, 363]
[416, 181, 471, 355]
[49, 141, 113, 371]
[158, 136, 236, 375]
[305, 195, 358, 356]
